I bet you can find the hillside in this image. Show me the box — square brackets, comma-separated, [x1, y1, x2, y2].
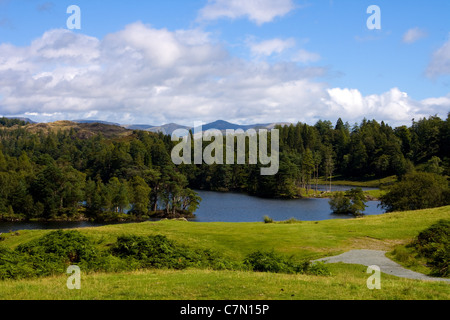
[5, 120, 134, 140]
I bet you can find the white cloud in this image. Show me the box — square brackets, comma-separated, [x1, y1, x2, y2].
[323, 87, 432, 125]
[249, 38, 295, 56]
[402, 27, 427, 44]
[426, 34, 450, 78]
[421, 94, 450, 116]
[248, 38, 320, 64]
[198, 0, 296, 25]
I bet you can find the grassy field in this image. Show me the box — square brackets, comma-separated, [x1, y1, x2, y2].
[1, 206, 449, 300]
[1, 264, 448, 300]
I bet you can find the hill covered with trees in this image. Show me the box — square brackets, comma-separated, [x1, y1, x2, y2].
[0, 119, 200, 221]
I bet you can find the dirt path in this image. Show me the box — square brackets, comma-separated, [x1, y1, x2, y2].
[314, 249, 450, 282]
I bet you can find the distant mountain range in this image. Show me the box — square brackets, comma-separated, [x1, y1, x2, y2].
[5, 117, 291, 135]
[131, 120, 291, 135]
[83, 119, 291, 135]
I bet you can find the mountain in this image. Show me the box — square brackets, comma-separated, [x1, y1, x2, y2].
[145, 120, 292, 136]
[145, 123, 191, 135]
[201, 120, 248, 131]
[196, 120, 292, 133]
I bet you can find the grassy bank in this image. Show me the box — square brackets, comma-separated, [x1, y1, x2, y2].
[1, 206, 449, 300]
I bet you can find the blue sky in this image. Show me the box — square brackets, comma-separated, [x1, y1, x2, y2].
[0, 0, 449, 126]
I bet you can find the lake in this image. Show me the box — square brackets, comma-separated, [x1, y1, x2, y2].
[192, 189, 383, 222]
[0, 186, 384, 232]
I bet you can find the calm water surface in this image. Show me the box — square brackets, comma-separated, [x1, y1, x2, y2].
[192, 189, 383, 222]
[0, 186, 384, 232]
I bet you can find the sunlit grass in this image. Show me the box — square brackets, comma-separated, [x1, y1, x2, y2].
[0, 264, 448, 300]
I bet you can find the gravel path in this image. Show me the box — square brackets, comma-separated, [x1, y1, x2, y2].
[314, 249, 450, 282]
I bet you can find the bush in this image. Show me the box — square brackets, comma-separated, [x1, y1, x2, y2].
[307, 261, 332, 276]
[110, 234, 236, 270]
[263, 216, 273, 224]
[9, 230, 102, 278]
[0, 246, 36, 280]
[16, 230, 98, 266]
[243, 250, 309, 274]
[413, 219, 449, 277]
[279, 218, 302, 224]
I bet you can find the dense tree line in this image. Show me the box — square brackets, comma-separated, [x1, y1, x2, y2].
[184, 114, 450, 199]
[0, 120, 200, 221]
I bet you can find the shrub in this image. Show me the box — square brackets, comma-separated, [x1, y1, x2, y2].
[307, 261, 332, 276]
[263, 216, 273, 224]
[279, 217, 302, 224]
[10, 230, 101, 277]
[243, 250, 309, 274]
[16, 230, 98, 266]
[413, 219, 449, 277]
[110, 234, 235, 270]
[0, 246, 36, 280]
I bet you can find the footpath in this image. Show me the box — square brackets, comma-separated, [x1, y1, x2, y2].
[314, 249, 450, 282]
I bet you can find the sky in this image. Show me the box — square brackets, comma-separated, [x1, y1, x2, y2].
[0, 0, 449, 127]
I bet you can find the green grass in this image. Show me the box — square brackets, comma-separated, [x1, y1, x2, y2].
[0, 264, 450, 300]
[0, 264, 448, 300]
[386, 245, 432, 276]
[1, 206, 449, 300]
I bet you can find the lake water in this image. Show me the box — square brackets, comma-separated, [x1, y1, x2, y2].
[192, 189, 383, 222]
[0, 185, 384, 232]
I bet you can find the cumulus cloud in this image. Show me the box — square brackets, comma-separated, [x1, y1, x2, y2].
[402, 27, 427, 44]
[198, 0, 296, 25]
[426, 34, 450, 78]
[0, 22, 447, 127]
[421, 94, 450, 116]
[322, 88, 434, 126]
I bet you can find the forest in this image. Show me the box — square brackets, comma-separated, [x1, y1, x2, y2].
[0, 113, 449, 221]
